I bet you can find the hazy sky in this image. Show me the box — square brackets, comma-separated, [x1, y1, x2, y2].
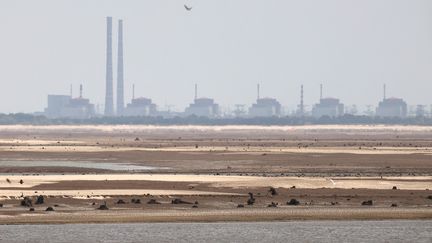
[0, 0, 431, 113]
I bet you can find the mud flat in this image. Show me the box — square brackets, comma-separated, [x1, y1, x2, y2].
[0, 125, 431, 223]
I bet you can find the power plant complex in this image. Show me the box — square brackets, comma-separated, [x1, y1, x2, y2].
[43, 17, 425, 119]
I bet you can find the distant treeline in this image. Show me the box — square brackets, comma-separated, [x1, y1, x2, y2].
[1, 113, 432, 126]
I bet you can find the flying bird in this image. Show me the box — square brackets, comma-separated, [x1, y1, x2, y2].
[184, 4, 192, 11]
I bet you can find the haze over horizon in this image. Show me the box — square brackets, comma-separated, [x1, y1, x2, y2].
[0, 0, 431, 114]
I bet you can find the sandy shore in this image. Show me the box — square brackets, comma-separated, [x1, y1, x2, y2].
[0, 174, 431, 191]
[1, 208, 431, 224]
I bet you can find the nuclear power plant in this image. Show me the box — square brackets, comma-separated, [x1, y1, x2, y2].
[42, 17, 430, 119]
[376, 84, 408, 118]
[184, 84, 219, 117]
[312, 84, 344, 118]
[248, 84, 282, 117]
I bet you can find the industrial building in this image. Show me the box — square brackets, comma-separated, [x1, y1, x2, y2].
[311, 85, 344, 118]
[44, 95, 72, 118]
[184, 84, 219, 117]
[376, 98, 407, 117]
[248, 84, 281, 117]
[375, 85, 407, 118]
[123, 97, 157, 116]
[44, 85, 95, 119]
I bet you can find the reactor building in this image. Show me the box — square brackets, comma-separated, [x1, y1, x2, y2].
[375, 85, 407, 118]
[184, 84, 219, 117]
[311, 85, 344, 118]
[248, 84, 281, 117]
[44, 85, 95, 119]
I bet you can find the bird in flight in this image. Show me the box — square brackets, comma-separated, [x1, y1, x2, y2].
[184, 4, 192, 11]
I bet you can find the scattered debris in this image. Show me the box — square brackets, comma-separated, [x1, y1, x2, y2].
[361, 200, 373, 206]
[131, 199, 141, 204]
[247, 192, 255, 205]
[97, 202, 109, 210]
[20, 197, 32, 207]
[287, 199, 300, 206]
[269, 187, 278, 196]
[267, 202, 278, 208]
[116, 199, 126, 204]
[147, 199, 161, 204]
[171, 198, 192, 204]
[35, 195, 44, 205]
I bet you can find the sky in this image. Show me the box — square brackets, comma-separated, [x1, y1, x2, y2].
[0, 0, 431, 113]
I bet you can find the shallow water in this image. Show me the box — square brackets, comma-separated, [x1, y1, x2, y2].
[0, 160, 164, 171]
[0, 220, 430, 243]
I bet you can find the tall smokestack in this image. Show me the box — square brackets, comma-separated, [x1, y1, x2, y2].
[194, 83, 198, 101]
[300, 84, 304, 116]
[383, 84, 386, 101]
[104, 17, 114, 116]
[116, 19, 124, 116]
[132, 84, 135, 100]
[79, 84, 83, 98]
[257, 84, 260, 100]
[320, 83, 323, 100]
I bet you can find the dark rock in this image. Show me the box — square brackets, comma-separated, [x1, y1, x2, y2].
[391, 203, 398, 207]
[287, 199, 300, 206]
[192, 205, 198, 208]
[427, 195, 432, 200]
[29, 208, 35, 212]
[45, 207, 54, 211]
[97, 202, 109, 210]
[267, 202, 278, 208]
[0, 203, 3, 208]
[171, 198, 192, 204]
[247, 192, 255, 205]
[91, 202, 96, 206]
[237, 204, 244, 208]
[269, 187, 278, 196]
[134, 137, 140, 141]
[35, 195, 44, 205]
[147, 199, 161, 204]
[291, 186, 296, 189]
[133, 199, 141, 204]
[20, 197, 32, 207]
[392, 186, 398, 190]
[116, 199, 126, 204]
[19, 179, 24, 184]
[361, 200, 373, 206]
[194, 201, 199, 205]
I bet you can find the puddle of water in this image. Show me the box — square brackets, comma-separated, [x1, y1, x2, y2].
[0, 161, 165, 171]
